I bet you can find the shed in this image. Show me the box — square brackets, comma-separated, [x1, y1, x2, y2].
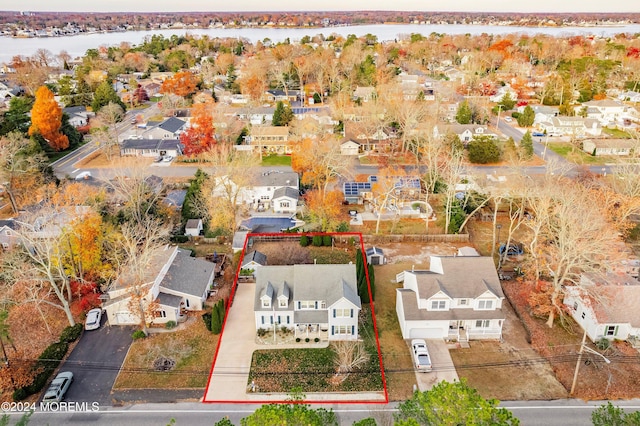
[365, 247, 385, 265]
[185, 219, 203, 237]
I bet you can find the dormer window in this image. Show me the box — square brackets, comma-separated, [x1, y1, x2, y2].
[477, 300, 493, 310]
[279, 299, 287, 308]
[431, 300, 446, 310]
[262, 298, 271, 308]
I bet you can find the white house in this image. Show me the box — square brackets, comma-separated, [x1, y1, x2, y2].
[139, 117, 187, 140]
[241, 250, 267, 277]
[103, 246, 214, 326]
[184, 218, 203, 237]
[396, 256, 505, 341]
[582, 139, 635, 156]
[537, 116, 602, 137]
[490, 84, 518, 103]
[272, 187, 299, 214]
[254, 264, 361, 341]
[618, 91, 640, 103]
[0, 219, 19, 251]
[563, 273, 640, 343]
[120, 138, 183, 158]
[340, 137, 361, 156]
[581, 99, 628, 126]
[434, 124, 494, 144]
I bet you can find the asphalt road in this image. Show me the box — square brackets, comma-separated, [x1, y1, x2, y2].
[9, 399, 640, 425]
[58, 317, 134, 405]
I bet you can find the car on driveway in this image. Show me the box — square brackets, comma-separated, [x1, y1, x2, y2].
[84, 308, 102, 330]
[411, 339, 432, 372]
[162, 155, 174, 163]
[42, 371, 73, 402]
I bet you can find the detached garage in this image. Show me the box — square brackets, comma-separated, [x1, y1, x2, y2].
[366, 247, 385, 265]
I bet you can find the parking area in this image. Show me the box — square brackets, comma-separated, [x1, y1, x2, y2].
[413, 339, 459, 392]
[59, 316, 134, 405]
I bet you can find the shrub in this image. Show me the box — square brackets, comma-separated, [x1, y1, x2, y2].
[257, 328, 268, 337]
[312, 236, 323, 247]
[299, 235, 310, 247]
[336, 222, 350, 232]
[39, 342, 69, 366]
[132, 330, 146, 340]
[596, 338, 611, 351]
[14, 341, 70, 400]
[202, 312, 212, 331]
[170, 235, 189, 243]
[12, 388, 27, 401]
[165, 320, 177, 330]
[467, 137, 501, 164]
[59, 323, 83, 343]
[322, 235, 333, 247]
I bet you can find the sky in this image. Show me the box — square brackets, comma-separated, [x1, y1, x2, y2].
[5, 0, 638, 14]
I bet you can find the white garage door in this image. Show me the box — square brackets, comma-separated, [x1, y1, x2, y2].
[115, 311, 137, 325]
[409, 328, 442, 339]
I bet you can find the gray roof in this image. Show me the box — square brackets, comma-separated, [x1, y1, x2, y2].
[185, 219, 202, 229]
[243, 250, 267, 267]
[397, 289, 505, 321]
[411, 256, 504, 300]
[158, 117, 186, 134]
[121, 138, 183, 152]
[272, 186, 299, 201]
[0, 219, 17, 230]
[366, 247, 383, 256]
[160, 248, 214, 298]
[255, 170, 298, 188]
[157, 292, 183, 308]
[254, 264, 360, 312]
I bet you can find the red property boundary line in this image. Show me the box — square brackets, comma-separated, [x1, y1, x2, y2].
[202, 231, 389, 405]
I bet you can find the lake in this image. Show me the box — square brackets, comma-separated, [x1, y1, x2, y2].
[2, 23, 640, 64]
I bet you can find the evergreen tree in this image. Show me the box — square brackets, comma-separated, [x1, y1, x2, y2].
[455, 100, 473, 124]
[92, 80, 126, 113]
[367, 263, 376, 302]
[211, 299, 225, 334]
[355, 249, 367, 302]
[467, 136, 501, 164]
[519, 131, 534, 160]
[498, 92, 516, 110]
[272, 101, 293, 126]
[517, 105, 535, 127]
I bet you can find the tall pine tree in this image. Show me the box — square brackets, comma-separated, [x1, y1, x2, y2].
[367, 263, 376, 302]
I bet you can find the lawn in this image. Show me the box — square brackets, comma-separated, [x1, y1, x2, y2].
[547, 142, 607, 165]
[602, 127, 632, 138]
[248, 307, 383, 393]
[261, 155, 291, 166]
[372, 263, 417, 401]
[114, 316, 218, 389]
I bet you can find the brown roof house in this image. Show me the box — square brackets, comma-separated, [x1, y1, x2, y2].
[396, 256, 505, 342]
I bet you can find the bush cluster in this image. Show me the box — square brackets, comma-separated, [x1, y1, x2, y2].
[13, 341, 70, 401]
[59, 323, 83, 343]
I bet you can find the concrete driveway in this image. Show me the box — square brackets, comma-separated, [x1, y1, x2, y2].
[59, 316, 134, 405]
[413, 339, 459, 392]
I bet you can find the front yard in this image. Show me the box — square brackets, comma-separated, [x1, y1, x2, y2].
[114, 316, 218, 389]
[547, 142, 608, 165]
[247, 307, 383, 393]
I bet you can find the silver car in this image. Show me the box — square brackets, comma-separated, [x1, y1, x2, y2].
[42, 371, 73, 402]
[411, 339, 433, 372]
[84, 308, 102, 331]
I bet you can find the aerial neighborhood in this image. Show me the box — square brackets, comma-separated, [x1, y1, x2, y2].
[1, 10, 640, 424]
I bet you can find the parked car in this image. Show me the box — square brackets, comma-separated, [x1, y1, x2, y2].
[532, 132, 545, 137]
[411, 339, 432, 372]
[84, 308, 102, 330]
[499, 243, 524, 256]
[504, 117, 512, 122]
[74, 171, 92, 180]
[162, 155, 174, 163]
[42, 371, 73, 403]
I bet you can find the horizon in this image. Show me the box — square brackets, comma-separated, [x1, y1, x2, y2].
[2, 0, 637, 14]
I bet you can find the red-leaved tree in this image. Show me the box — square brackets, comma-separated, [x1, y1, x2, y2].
[180, 101, 216, 156]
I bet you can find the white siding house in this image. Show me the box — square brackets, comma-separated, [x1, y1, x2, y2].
[254, 264, 361, 341]
[396, 256, 505, 342]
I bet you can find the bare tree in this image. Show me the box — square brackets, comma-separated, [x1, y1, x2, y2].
[96, 101, 125, 160]
[332, 340, 369, 383]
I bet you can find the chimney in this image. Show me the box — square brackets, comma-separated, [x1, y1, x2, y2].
[411, 264, 415, 272]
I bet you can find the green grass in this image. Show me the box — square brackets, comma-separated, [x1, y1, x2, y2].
[547, 142, 607, 165]
[261, 155, 291, 166]
[602, 127, 632, 139]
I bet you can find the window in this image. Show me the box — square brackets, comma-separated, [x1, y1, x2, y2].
[280, 201, 290, 208]
[279, 299, 287, 308]
[1, 243, 8, 249]
[581, 312, 586, 319]
[333, 325, 352, 335]
[459, 299, 468, 306]
[185, 299, 190, 308]
[320, 301, 327, 309]
[299, 301, 315, 309]
[154, 310, 167, 318]
[605, 326, 618, 337]
[262, 299, 270, 308]
[431, 300, 446, 310]
[475, 320, 490, 328]
[333, 308, 352, 318]
[477, 300, 493, 310]
[573, 302, 578, 311]
[4, 230, 10, 236]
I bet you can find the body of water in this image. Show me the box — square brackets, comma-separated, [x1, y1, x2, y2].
[2, 23, 640, 65]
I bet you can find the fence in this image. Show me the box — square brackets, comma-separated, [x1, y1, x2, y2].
[361, 233, 469, 244]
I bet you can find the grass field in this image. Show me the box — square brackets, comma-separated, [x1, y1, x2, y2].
[261, 155, 291, 166]
[547, 142, 606, 165]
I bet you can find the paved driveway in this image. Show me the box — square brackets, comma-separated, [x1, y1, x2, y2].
[413, 339, 459, 392]
[60, 316, 134, 405]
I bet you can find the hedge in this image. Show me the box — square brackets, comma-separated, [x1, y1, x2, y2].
[59, 323, 83, 343]
[13, 341, 69, 401]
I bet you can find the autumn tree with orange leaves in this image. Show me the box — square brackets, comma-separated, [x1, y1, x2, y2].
[305, 189, 344, 232]
[180, 101, 216, 156]
[28, 86, 69, 151]
[160, 71, 198, 99]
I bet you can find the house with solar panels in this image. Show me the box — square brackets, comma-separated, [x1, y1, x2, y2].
[343, 175, 422, 206]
